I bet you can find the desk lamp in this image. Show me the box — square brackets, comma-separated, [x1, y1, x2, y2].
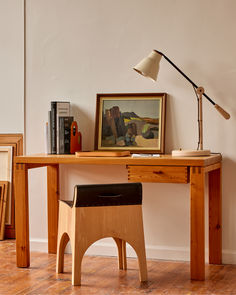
[133, 50, 230, 156]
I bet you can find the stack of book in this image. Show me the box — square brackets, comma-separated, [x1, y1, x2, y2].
[47, 101, 74, 154]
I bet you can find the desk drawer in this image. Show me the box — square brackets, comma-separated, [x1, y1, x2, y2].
[128, 165, 189, 183]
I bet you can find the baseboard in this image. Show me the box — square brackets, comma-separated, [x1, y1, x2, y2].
[221, 250, 236, 264]
[29, 239, 236, 264]
[29, 238, 190, 260]
[85, 243, 191, 262]
[30, 238, 48, 252]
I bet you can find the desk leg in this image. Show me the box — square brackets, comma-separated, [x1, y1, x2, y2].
[209, 165, 222, 264]
[15, 163, 30, 267]
[190, 167, 205, 280]
[47, 165, 59, 254]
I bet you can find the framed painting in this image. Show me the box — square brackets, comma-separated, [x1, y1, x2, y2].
[95, 93, 166, 153]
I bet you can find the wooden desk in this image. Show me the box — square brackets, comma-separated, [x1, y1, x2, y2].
[14, 154, 222, 280]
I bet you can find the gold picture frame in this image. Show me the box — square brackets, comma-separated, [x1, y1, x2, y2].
[95, 93, 166, 153]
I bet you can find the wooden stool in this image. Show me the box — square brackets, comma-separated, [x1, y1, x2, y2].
[56, 182, 148, 286]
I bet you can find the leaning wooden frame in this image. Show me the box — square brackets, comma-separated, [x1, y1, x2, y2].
[0, 181, 9, 240]
[95, 93, 166, 153]
[0, 146, 13, 226]
[0, 134, 23, 238]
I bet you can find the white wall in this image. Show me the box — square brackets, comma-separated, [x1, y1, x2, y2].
[23, 0, 236, 262]
[0, 0, 24, 133]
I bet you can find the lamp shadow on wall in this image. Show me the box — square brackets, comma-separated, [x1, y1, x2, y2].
[164, 94, 180, 154]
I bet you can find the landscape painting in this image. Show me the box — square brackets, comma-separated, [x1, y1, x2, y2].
[95, 93, 166, 153]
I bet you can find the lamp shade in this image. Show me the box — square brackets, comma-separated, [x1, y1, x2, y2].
[133, 50, 162, 81]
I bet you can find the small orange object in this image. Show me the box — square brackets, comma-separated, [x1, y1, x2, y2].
[70, 121, 82, 154]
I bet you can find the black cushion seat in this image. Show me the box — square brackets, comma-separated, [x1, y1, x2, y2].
[61, 183, 142, 208]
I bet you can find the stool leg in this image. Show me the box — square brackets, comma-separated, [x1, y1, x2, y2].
[122, 240, 127, 270]
[113, 238, 123, 269]
[113, 238, 127, 270]
[71, 239, 83, 286]
[56, 233, 69, 273]
[136, 243, 148, 282]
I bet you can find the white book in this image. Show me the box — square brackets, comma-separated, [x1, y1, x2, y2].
[45, 122, 49, 154]
[48, 111, 51, 154]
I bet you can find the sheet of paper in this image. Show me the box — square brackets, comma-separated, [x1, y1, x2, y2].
[131, 153, 160, 158]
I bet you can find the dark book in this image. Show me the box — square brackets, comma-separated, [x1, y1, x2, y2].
[50, 101, 70, 154]
[59, 116, 74, 154]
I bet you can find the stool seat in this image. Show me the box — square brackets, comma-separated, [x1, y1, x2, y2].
[73, 182, 142, 207]
[56, 182, 147, 286]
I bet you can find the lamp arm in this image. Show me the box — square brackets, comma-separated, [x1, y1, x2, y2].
[154, 50, 215, 104]
[154, 50, 230, 119]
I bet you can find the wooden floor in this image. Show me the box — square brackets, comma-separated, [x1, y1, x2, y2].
[1, 240, 236, 295]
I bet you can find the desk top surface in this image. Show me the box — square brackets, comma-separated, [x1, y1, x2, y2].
[15, 153, 222, 167]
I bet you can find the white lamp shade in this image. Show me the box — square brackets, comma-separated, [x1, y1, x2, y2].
[133, 50, 162, 81]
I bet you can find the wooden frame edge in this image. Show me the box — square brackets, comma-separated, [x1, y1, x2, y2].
[94, 93, 167, 154]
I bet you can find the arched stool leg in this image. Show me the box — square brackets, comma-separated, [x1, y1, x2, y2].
[71, 239, 85, 286]
[135, 246, 148, 282]
[113, 238, 123, 269]
[113, 238, 127, 270]
[121, 240, 127, 270]
[56, 233, 70, 273]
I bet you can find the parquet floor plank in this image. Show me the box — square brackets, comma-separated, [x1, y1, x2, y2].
[1, 240, 236, 294]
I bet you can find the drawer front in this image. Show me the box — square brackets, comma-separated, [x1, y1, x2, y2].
[128, 165, 189, 183]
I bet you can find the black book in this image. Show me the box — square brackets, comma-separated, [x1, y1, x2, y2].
[59, 116, 74, 154]
[50, 101, 70, 154]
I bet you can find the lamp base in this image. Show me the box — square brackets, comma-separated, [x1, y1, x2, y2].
[172, 149, 211, 157]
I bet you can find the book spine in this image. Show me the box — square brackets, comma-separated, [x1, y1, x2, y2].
[45, 122, 49, 154]
[56, 115, 60, 154]
[59, 117, 65, 154]
[56, 102, 70, 154]
[51, 102, 57, 154]
[48, 111, 52, 154]
[64, 117, 74, 154]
